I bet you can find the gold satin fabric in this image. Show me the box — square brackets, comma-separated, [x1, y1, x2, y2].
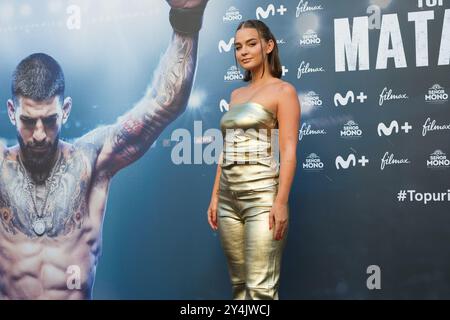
[219, 102, 279, 192]
[217, 102, 287, 300]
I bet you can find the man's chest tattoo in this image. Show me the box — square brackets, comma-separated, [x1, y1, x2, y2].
[0, 152, 91, 238]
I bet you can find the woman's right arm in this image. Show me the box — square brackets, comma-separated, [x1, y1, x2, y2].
[208, 88, 239, 230]
[207, 152, 223, 230]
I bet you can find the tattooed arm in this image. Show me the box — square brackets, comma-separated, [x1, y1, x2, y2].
[78, 31, 199, 176]
[78, 0, 209, 175]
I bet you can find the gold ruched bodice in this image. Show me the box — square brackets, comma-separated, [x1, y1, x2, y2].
[219, 102, 279, 192]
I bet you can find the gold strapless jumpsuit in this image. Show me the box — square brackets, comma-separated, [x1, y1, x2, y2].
[218, 102, 287, 300]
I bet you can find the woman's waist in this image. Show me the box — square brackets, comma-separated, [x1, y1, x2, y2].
[219, 176, 279, 192]
[220, 163, 279, 190]
[221, 152, 277, 166]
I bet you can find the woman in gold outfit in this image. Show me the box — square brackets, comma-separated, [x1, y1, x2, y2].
[207, 20, 301, 300]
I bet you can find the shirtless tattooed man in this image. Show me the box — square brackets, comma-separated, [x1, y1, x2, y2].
[0, 0, 208, 299]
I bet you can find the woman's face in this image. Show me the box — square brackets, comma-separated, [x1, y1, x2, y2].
[234, 27, 273, 71]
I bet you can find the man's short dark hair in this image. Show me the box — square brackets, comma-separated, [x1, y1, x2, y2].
[11, 53, 65, 105]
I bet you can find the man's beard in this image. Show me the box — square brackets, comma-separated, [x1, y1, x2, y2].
[18, 134, 60, 176]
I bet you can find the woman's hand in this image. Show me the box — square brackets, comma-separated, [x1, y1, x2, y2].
[207, 195, 219, 231]
[269, 202, 289, 241]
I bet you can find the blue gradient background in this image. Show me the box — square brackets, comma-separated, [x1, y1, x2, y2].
[0, 0, 449, 299]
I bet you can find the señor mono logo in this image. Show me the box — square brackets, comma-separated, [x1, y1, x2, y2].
[427, 150, 449, 169]
[340, 120, 363, 138]
[223, 6, 242, 22]
[300, 29, 321, 48]
[224, 65, 244, 82]
[425, 84, 448, 104]
[301, 91, 323, 107]
[303, 153, 324, 171]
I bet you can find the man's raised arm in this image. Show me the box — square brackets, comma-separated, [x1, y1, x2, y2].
[78, 0, 208, 175]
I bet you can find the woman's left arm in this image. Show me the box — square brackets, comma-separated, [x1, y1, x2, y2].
[270, 83, 301, 241]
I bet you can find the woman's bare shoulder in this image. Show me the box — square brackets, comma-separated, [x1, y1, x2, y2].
[274, 79, 296, 93]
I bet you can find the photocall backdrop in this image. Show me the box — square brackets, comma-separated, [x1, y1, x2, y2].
[0, 0, 448, 299]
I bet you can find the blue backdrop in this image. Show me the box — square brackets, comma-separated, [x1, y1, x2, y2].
[0, 0, 449, 299]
